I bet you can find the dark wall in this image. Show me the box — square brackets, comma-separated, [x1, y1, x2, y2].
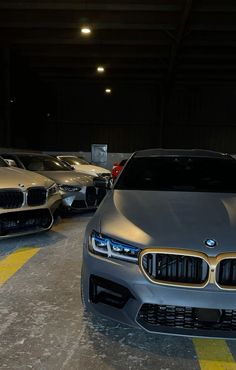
[0, 49, 10, 146]
[43, 82, 236, 153]
[10, 57, 57, 149]
[0, 51, 54, 149]
[42, 82, 160, 152]
[2, 55, 236, 153]
[165, 86, 236, 152]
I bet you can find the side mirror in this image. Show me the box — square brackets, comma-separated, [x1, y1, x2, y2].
[5, 159, 17, 167]
[93, 176, 112, 189]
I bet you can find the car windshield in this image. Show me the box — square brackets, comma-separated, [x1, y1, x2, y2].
[115, 156, 236, 193]
[120, 159, 127, 166]
[0, 157, 8, 167]
[60, 156, 89, 165]
[18, 155, 71, 171]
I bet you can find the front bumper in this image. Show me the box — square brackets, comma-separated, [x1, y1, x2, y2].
[82, 247, 236, 339]
[0, 193, 61, 238]
[47, 193, 62, 214]
[61, 186, 106, 211]
[0, 208, 54, 238]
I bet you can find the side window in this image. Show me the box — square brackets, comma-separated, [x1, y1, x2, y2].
[4, 158, 18, 167]
[2, 155, 22, 168]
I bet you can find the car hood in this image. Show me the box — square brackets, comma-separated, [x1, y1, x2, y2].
[0, 167, 54, 189]
[36, 170, 94, 186]
[73, 164, 110, 175]
[98, 190, 236, 255]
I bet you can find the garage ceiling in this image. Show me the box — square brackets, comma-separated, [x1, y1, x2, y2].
[0, 0, 236, 86]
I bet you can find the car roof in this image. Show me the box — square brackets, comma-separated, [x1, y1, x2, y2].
[1, 152, 52, 157]
[57, 155, 76, 158]
[135, 148, 230, 159]
[57, 155, 84, 158]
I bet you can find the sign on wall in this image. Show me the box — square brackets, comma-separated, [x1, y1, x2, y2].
[91, 144, 108, 164]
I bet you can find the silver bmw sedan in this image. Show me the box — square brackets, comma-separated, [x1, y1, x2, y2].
[82, 149, 236, 339]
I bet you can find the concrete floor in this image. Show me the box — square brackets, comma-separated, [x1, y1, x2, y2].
[0, 213, 236, 370]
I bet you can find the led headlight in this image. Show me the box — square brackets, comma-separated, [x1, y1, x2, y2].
[89, 231, 140, 263]
[59, 185, 82, 192]
[48, 183, 59, 196]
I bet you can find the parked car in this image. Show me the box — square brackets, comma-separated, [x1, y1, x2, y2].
[82, 148, 236, 338]
[111, 159, 127, 180]
[1, 153, 102, 212]
[56, 155, 111, 178]
[0, 156, 61, 238]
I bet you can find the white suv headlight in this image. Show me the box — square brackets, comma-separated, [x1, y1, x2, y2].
[59, 185, 82, 192]
[89, 231, 140, 263]
[48, 183, 59, 196]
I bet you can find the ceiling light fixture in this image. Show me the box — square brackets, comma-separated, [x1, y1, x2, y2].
[81, 27, 91, 35]
[105, 88, 112, 94]
[97, 66, 105, 73]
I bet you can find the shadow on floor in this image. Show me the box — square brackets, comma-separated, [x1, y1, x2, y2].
[79, 311, 195, 368]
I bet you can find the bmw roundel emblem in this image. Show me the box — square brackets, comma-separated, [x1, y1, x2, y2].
[205, 239, 217, 248]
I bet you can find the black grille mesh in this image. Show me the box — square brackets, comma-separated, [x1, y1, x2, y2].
[218, 259, 236, 286]
[27, 187, 47, 206]
[86, 187, 97, 207]
[0, 190, 24, 209]
[142, 253, 208, 284]
[138, 304, 236, 332]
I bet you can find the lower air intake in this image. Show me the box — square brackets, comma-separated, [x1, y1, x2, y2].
[89, 275, 133, 308]
[0, 209, 52, 237]
[138, 304, 236, 332]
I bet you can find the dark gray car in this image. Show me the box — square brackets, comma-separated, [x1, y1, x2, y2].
[82, 149, 236, 339]
[1, 153, 102, 211]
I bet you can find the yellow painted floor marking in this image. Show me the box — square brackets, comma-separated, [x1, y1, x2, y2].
[193, 339, 236, 370]
[0, 247, 40, 287]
